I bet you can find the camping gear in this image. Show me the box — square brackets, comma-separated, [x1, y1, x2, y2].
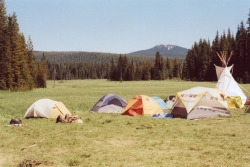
[215, 51, 247, 107]
[90, 94, 127, 113]
[245, 96, 250, 106]
[245, 96, 250, 113]
[171, 87, 230, 119]
[10, 118, 22, 124]
[24, 99, 72, 118]
[151, 96, 168, 110]
[122, 95, 163, 116]
[152, 113, 173, 118]
[226, 96, 242, 108]
[164, 95, 175, 109]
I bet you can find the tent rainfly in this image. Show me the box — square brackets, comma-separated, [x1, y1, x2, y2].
[122, 95, 163, 116]
[24, 99, 72, 118]
[215, 51, 247, 108]
[90, 94, 127, 113]
[171, 87, 230, 120]
[151, 96, 168, 110]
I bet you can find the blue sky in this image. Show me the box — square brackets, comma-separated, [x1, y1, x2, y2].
[5, 0, 250, 53]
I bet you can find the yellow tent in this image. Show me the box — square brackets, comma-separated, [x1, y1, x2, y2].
[122, 95, 163, 116]
[24, 99, 72, 118]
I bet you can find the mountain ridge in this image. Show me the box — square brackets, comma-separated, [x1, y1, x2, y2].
[128, 44, 188, 58]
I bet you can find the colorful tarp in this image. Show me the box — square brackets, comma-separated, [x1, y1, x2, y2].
[152, 113, 173, 118]
[226, 96, 242, 108]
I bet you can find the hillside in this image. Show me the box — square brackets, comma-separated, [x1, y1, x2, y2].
[129, 44, 188, 58]
[34, 51, 178, 64]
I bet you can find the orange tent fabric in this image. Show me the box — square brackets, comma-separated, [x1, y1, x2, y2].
[122, 95, 163, 116]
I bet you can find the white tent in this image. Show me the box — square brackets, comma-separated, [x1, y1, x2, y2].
[214, 51, 247, 108]
[171, 87, 229, 120]
[215, 65, 246, 107]
[24, 99, 72, 118]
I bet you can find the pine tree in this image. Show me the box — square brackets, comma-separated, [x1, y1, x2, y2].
[122, 55, 129, 81]
[0, 0, 9, 89]
[153, 51, 163, 80]
[166, 57, 173, 79]
[117, 55, 123, 81]
[37, 52, 48, 88]
[27, 35, 38, 87]
[128, 59, 135, 81]
[245, 10, 250, 83]
[235, 22, 247, 82]
[173, 58, 179, 78]
[18, 33, 34, 90]
[8, 13, 22, 89]
[109, 57, 116, 80]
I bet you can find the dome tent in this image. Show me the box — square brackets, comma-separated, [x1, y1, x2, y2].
[171, 87, 230, 120]
[24, 99, 72, 118]
[122, 95, 163, 116]
[90, 94, 127, 113]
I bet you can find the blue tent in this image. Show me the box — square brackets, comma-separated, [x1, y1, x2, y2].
[151, 96, 168, 110]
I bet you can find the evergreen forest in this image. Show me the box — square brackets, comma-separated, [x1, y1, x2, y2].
[183, 20, 250, 83]
[0, 0, 48, 90]
[0, 0, 250, 91]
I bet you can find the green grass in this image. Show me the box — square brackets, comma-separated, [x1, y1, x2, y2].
[0, 80, 249, 167]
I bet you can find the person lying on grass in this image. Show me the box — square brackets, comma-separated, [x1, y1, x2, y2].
[56, 114, 83, 123]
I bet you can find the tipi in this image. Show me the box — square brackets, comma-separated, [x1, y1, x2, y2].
[215, 51, 246, 107]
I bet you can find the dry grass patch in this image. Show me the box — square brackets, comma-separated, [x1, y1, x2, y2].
[108, 137, 135, 147]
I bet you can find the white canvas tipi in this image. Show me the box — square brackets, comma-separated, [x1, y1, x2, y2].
[215, 52, 246, 107]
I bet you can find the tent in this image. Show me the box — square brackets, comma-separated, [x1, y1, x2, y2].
[215, 51, 247, 108]
[90, 94, 127, 113]
[24, 99, 72, 118]
[164, 95, 176, 109]
[215, 65, 246, 107]
[122, 95, 163, 116]
[171, 87, 230, 120]
[151, 96, 168, 110]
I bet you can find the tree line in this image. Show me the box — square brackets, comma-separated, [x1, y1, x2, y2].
[34, 51, 156, 64]
[46, 53, 183, 81]
[0, 0, 48, 90]
[183, 17, 250, 83]
[108, 52, 183, 81]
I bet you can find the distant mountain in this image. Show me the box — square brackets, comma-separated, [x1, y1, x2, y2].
[129, 44, 188, 58]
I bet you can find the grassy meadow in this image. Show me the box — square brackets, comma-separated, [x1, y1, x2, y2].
[0, 80, 249, 167]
